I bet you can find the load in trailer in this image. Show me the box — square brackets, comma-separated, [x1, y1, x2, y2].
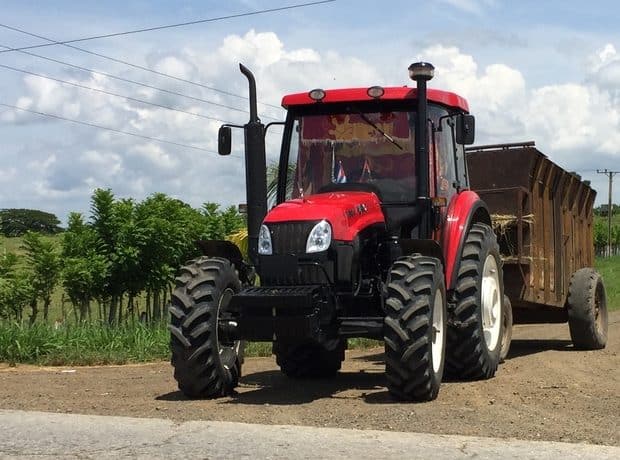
[169, 63, 606, 402]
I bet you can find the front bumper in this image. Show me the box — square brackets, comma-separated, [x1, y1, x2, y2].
[227, 285, 333, 341]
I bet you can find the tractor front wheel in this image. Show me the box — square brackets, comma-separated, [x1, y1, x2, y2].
[384, 255, 447, 401]
[169, 256, 244, 398]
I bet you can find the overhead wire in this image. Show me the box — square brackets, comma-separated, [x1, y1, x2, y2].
[0, 1, 336, 111]
[0, 22, 282, 110]
[0, 1, 335, 54]
[0, 63, 239, 124]
[0, 102, 241, 158]
[0, 44, 281, 121]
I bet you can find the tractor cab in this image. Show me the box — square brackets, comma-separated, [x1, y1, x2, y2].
[274, 89, 472, 240]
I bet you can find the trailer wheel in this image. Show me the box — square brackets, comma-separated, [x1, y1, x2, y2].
[566, 268, 608, 350]
[384, 255, 446, 401]
[274, 339, 345, 378]
[499, 295, 513, 363]
[169, 256, 244, 398]
[446, 223, 503, 380]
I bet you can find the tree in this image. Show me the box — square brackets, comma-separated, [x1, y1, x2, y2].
[0, 209, 62, 236]
[61, 212, 110, 322]
[21, 231, 62, 323]
[0, 250, 33, 321]
[136, 194, 206, 321]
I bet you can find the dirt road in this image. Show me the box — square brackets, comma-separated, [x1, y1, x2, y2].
[1, 312, 618, 446]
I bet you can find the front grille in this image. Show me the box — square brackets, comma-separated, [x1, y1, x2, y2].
[268, 221, 319, 255]
[261, 264, 327, 285]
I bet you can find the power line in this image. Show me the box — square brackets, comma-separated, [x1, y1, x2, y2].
[0, 2, 336, 110]
[0, 1, 335, 52]
[0, 62, 237, 124]
[0, 44, 280, 121]
[0, 22, 282, 109]
[0, 102, 241, 157]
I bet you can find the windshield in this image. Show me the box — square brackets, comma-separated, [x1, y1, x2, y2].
[285, 111, 416, 203]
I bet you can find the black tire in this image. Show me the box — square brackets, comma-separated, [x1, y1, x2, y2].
[384, 255, 447, 401]
[566, 268, 608, 350]
[274, 339, 345, 378]
[499, 295, 513, 363]
[446, 223, 504, 380]
[169, 256, 244, 398]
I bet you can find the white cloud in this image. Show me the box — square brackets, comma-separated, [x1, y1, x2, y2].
[2, 30, 619, 222]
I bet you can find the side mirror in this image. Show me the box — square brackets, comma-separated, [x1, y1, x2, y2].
[218, 126, 232, 155]
[456, 114, 475, 145]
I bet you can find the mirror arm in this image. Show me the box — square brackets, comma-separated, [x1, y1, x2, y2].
[222, 123, 244, 130]
[264, 121, 285, 137]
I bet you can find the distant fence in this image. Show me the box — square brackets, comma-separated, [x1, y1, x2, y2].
[595, 245, 620, 257]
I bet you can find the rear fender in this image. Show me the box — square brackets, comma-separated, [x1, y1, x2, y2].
[196, 239, 251, 283]
[442, 191, 491, 290]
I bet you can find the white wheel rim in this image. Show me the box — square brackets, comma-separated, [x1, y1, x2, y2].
[481, 254, 501, 351]
[217, 288, 241, 370]
[431, 288, 444, 373]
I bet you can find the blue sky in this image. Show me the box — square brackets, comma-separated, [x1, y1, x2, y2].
[1, 0, 619, 222]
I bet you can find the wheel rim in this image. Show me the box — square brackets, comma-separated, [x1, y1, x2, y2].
[431, 288, 444, 374]
[481, 254, 501, 351]
[216, 288, 241, 370]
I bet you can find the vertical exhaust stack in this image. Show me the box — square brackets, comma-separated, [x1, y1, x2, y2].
[239, 63, 267, 266]
[409, 61, 435, 238]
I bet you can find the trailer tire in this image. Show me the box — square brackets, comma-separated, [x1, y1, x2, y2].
[169, 256, 244, 398]
[384, 255, 446, 401]
[446, 223, 504, 380]
[566, 268, 608, 350]
[274, 339, 345, 378]
[499, 295, 513, 363]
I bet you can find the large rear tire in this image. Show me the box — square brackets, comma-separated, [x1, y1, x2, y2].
[384, 255, 447, 402]
[446, 223, 504, 380]
[169, 256, 244, 398]
[566, 268, 608, 350]
[274, 339, 345, 378]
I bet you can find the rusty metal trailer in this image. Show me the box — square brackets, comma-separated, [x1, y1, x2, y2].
[466, 142, 608, 349]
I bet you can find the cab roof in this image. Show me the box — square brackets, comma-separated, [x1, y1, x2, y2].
[281, 86, 469, 113]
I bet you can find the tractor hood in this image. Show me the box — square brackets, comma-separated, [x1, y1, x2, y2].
[263, 191, 385, 241]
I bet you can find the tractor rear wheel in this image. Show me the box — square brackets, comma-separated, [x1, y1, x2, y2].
[274, 339, 345, 378]
[384, 255, 446, 401]
[446, 223, 504, 380]
[169, 256, 244, 398]
[566, 268, 608, 350]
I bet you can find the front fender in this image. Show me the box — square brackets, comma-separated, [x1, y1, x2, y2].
[442, 191, 491, 290]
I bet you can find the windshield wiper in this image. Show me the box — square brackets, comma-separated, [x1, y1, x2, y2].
[358, 113, 404, 151]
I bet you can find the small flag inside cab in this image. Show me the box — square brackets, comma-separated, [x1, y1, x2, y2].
[336, 161, 347, 183]
[360, 158, 372, 182]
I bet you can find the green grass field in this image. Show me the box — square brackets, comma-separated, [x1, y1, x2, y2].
[595, 256, 620, 311]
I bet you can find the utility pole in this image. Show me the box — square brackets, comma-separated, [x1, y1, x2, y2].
[597, 169, 619, 257]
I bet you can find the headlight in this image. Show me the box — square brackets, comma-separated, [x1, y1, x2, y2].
[306, 220, 332, 253]
[258, 224, 272, 255]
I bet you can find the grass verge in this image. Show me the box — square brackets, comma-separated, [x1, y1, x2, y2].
[595, 256, 620, 311]
[0, 322, 383, 366]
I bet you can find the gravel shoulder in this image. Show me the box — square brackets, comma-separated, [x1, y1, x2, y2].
[1, 312, 618, 446]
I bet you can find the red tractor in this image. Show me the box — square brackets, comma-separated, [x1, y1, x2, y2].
[169, 62, 507, 401]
